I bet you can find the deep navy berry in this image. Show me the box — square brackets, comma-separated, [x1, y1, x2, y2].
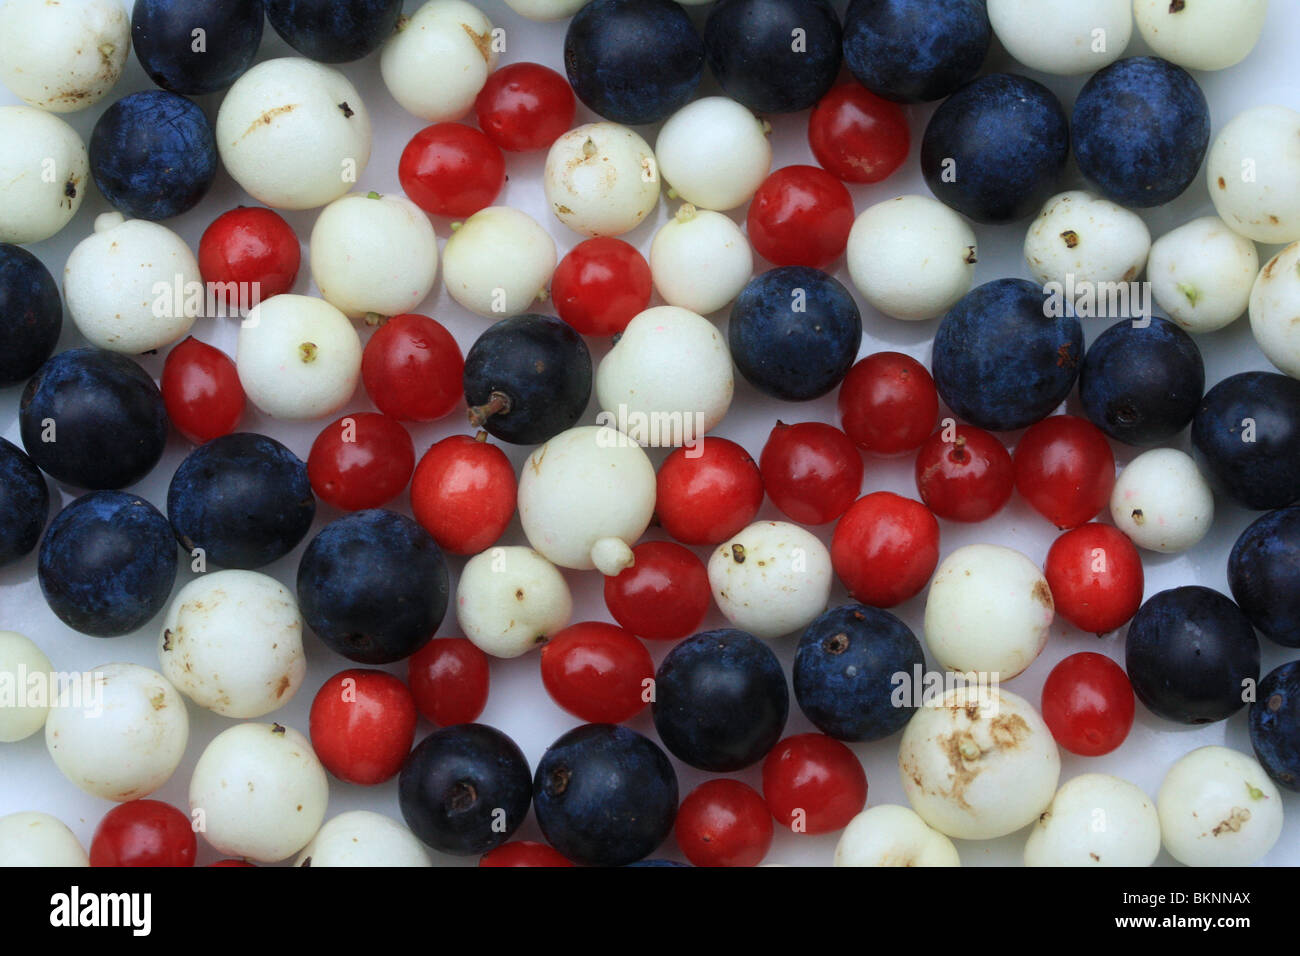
[564, 0, 704, 125]
[0, 244, 61, 388]
[167, 433, 315, 570]
[463, 313, 592, 446]
[931, 279, 1083, 432]
[89, 91, 217, 221]
[625, 859, 690, 867]
[728, 267, 861, 402]
[38, 491, 178, 637]
[19, 348, 169, 491]
[1249, 661, 1300, 792]
[265, 0, 403, 64]
[1228, 507, 1300, 648]
[534, 723, 678, 867]
[652, 628, 789, 771]
[1072, 57, 1210, 208]
[1191, 371, 1300, 511]
[297, 509, 449, 665]
[842, 0, 989, 103]
[1079, 316, 1204, 446]
[794, 604, 924, 742]
[0, 438, 49, 568]
[921, 73, 1069, 224]
[704, 0, 842, 114]
[132, 0, 265, 94]
[398, 723, 532, 855]
[1125, 586, 1260, 725]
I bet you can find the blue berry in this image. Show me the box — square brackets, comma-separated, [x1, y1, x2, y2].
[266, 0, 403, 64]
[132, 0, 265, 94]
[1191, 371, 1300, 511]
[1228, 507, 1300, 648]
[842, 0, 989, 103]
[1249, 662, 1300, 792]
[0, 243, 61, 388]
[0, 438, 49, 568]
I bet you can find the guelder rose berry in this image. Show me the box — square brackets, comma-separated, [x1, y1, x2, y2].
[0, 106, 89, 244]
[0, 0, 130, 112]
[543, 123, 661, 237]
[1147, 216, 1259, 333]
[987, 0, 1131, 76]
[381, 0, 497, 122]
[1208, 105, 1300, 245]
[833, 804, 961, 867]
[442, 206, 557, 318]
[1023, 773, 1161, 867]
[457, 546, 573, 659]
[1022, 190, 1150, 289]
[295, 811, 432, 867]
[649, 204, 753, 315]
[1134, 0, 1268, 72]
[707, 521, 833, 641]
[1157, 746, 1284, 867]
[1109, 448, 1214, 554]
[0, 812, 89, 867]
[654, 96, 772, 212]
[1250, 242, 1300, 379]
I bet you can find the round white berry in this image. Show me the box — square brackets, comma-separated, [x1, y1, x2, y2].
[0, 631, 53, 743]
[1251, 242, 1300, 379]
[0, 812, 89, 867]
[216, 57, 371, 211]
[707, 521, 833, 641]
[1148, 216, 1259, 333]
[502, 0, 589, 19]
[543, 123, 661, 237]
[456, 546, 573, 659]
[381, 0, 497, 122]
[1157, 746, 1284, 867]
[237, 294, 362, 421]
[846, 195, 977, 321]
[1134, 0, 1268, 72]
[833, 804, 961, 867]
[987, 0, 1131, 76]
[0, 105, 88, 244]
[0, 0, 129, 112]
[1109, 448, 1213, 554]
[1023, 191, 1150, 289]
[1024, 773, 1161, 867]
[295, 811, 431, 867]
[1207, 105, 1300, 246]
[442, 206, 556, 318]
[189, 722, 329, 864]
[655, 97, 771, 212]
[649, 204, 753, 315]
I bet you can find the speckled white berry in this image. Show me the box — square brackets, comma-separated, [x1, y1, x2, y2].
[0, 0, 130, 112]
[295, 811, 431, 867]
[456, 546, 573, 659]
[708, 521, 833, 641]
[649, 204, 753, 315]
[1207, 105, 1300, 245]
[655, 97, 771, 212]
[0, 105, 88, 244]
[381, 0, 496, 122]
[1023, 191, 1150, 289]
[1148, 216, 1259, 333]
[544, 123, 661, 237]
[0, 812, 89, 867]
[1134, 0, 1268, 72]
[1251, 241, 1300, 378]
[1157, 746, 1283, 867]
[834, 804, 961, 867]
[441, 206, 557, 317]
[1024, 773, 1161, 867]
[1109, 448, 1213, 554]
[988, 0, 1131, 75]
[0, 631, 53, 743]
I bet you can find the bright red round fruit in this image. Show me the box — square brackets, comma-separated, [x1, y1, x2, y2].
[656, 437, 764, 546]
[361, 313, 464, 423]
[307, 412, 415, 511]
[675, 779, 773, 867]
[831, 492, 940, 608]
[604, 540, 710, 641]
[410, 433, 517, 555]
[746, 164, 855, 268]
[539, 622, 654, 724]
[838, 352, 938, 456]
[198, 206, 300, 303]
[479, 841, 573, 867]
[1014, 415, 1117, 529]
[161, 336, 245, 444]
[90, 800, 196, 867]
[473, 62, 576, 152]
[808, 83, 910, 184]
[309, 669, 418, 786]
[760, 421, 863, 525]
[1045, 523, 1144, 634]
[762, 734, 868, 835]
[915, 423, 1014, 523]
[1041, 652, 1136, 756]
[399, 123, 506, 218]
[550, 237, 652, 336]
[408, 637, 491, 726]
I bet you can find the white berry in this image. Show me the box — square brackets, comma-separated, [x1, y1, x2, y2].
[0, 812, 89, 867]
[1157, 746, 1284, 867]
[834, 804, 961, 867]
[456, 546, 573, 659]
[1207, 105, 1300, 246]
[708, 521, 833, 641]
[1109, 448, 1213, 554]
[502, 0, 589, 19]
[987, 0, 1131, 75]
[0, 631, 53, 743]
[649, 204, 753, 315]
[1024, 773, 1161, 867]
[655, 97, 771, 212]
[442, 206, 556, 317]
[381, 0, 497, 122]
[295, 811, 431, 867]
[544, 123, 661, 237]
[1251, 241, 1300, 379]
[1023, 190, 1150, 289]
[0, 105, 88, 244]
[1148, 216, 1259, 333]
[0, 0, 129, 112]
[1134, 0, 1268, 72]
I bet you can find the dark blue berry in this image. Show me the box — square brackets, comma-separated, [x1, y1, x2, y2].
[842, 0, 989, 103]
[265, 0, 402, 64]
[1191, 371, 1300, 511]
[0, 243, 62, 388]
[1249, 661, 1300, 792]
[132, 0, 265, 94]
[625, 859, 690, 867]
[0, 438, 49, 568]
[1228, 507, 1300, 648]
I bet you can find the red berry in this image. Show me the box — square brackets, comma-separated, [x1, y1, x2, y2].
[361, 313, 464, 423]
[399, 123, 506, 218]
[90, 800, 196, 867]
[539, 622, 654, 724]
[1045, 523, 1144, 634]
[838, 352, 938, 456]
[410, 433, 517, 555]
[760, 421, 863, 525]
[479, 841, 573, 867]
[656, 437, 764, 546]
[762, 734, 868, 835]
[675, 779, 773, 867]
[473, 62, 576, 153]
[808, 83, 910, 184]
[408, 637, 491, 726]
[198, 206, 300, 303]
[914, 423, 1014, 522]
[307, 412, 415, 511]
[831, 492, 940, 608]
[161, 336, 245, 444]
[209, 859, 255, 867]
[1014, 415, 1117, 529]
[746, 164, 855, 268]
[309, 669, 418, 786]
[604, 540, 710, 641]
[550, 237, 652, 336]
[1041, 652, 1135, 756]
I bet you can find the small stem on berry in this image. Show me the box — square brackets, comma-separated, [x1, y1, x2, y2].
[468, 391, 511, 426]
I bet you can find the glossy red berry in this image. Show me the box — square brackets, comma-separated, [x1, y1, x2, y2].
[410, 433, 517, 555]
[539, 622, 654, 724]
[399, 123, 506, 218]
[831, 492, 940, 608]
[479, 841, 574, 867]
[604, 540, 710, 642]
[473, 62, 576, 153]
[550, 237, 652, 336]
[309, 669, 418, 786]
[656, 437, 764, 546]
[361, 313, 465, 423]
[1014, 415, 1117, 529]
[307, 412, 415, 511]
[760, 421, 863, 525]
[762, 734, 868, 835]
[407, 637, 491, 727]
[838, 352, 938, 456]
[198, 206, 300, 303]
[675, 779, 773, 868]
[914, 423, 1015, 522]
[1045, 523, 1144, 634]
[161, 336, 245, 444]
[746, 164, 855, 268]
[1041, 652, 1135, 756]
[808, 83, 910, 184]
[90, 800, 196, 867]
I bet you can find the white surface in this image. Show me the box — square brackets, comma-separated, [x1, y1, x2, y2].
[1, 0, 1298, 867]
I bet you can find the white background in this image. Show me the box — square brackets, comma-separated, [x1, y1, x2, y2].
[2, 0, 1299, 867]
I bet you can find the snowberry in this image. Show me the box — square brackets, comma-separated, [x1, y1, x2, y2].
[543, 122, 661, 237]
[649, 204, 753, 315]
[988, 0, 1131, 76]
[381, 0, 496, 122]
[1109, 448, 1213, 554]
[1023, 191, 1150, 289]
[502, 0, 589, 19]
[456, 546, 573, 658]
[0, 0, 129, 112]
[1148, 216, 1259, 333]
[0, 631, 53, 743]
[0, 105, 88, 244]
[708, 521, 833, 641]
[1251, 242, 1300, 378]
[1157, 746, 1283, 866]
[655, 96, 771, 212]
[1134, 0, 1268, 72]
[1024, 773, 1161, 867]
[442, 206, 556, 317]
[834, 804, 961, 867]
[1207, 105, 1300, 246]
[0, 812, 88, 867]
[295, 811, 432, 867]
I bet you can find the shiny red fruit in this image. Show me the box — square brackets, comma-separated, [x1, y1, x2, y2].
[831, 492, 940, 608]
[762, 734, 868, 835]
[1045, 523, 1144, 634]
[198, 206, 300, 303]
[1041, 652, 1135, 756]
[604, 540, 710, 642]
[539, 622, 654, 724]
[746, 165, 855, 268]
[410, 433, 517, 555]
[474, 62, 576, 152]
[307, 412, 415, 511]
[808, 83, 910, 184]
[1014, 415, 1117, 529]
[407, 637, 491, 727]
[362, 313, 464, 423]
[399, 123, 505, 218]
[309, 669, 418, 786]
[760, 421, 863, 525]
[479, 841, 573, 867]
[551, 237, 652, 336]
[838, 352, 938, 456]
[915, 423, 1014, 522]
[90, 800, 196, 867]
[656, 437, 764, 546]
[675, 780, 773, 867]
[161, 336, 245, 444]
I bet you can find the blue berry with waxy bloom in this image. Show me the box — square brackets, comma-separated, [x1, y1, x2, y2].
[1249, 661, 1300, 792]
[842, 0, 989, 103]
[1191, 371, 1300, 511]
[265, 0, 403, 64]
[1228, 507, 1300, 648]
[132, 0, 265, 94]
[0, 243, 61, 388]
[0, 438, 49, 568]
